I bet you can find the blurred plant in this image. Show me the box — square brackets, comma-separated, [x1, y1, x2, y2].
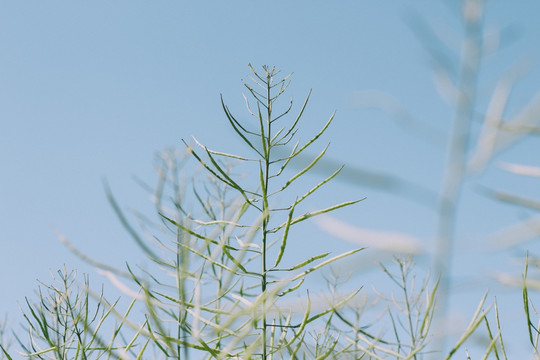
[6, 3, 539, 351]
[322, 256, 439, 359]
[4, 257, 505, 359]
[286, 0, 540, 354]
[2, 0, 539, 358]
[309, 256, 507, 359]
[8, 268, 146, 359]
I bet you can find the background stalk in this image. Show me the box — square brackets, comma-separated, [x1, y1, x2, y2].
[434, 0, 483, 335]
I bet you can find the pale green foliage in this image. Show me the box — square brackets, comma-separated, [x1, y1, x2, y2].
[166, 64, 364, 359]
[5, 66, 367, 359]
[5, 62, 533, 359]
[10, 268, 144, 360]
[0, 317, 12, 360]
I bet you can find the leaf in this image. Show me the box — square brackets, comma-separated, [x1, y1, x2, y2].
[278, 278, 305, 297]
[273, 199, 364, 231]
[278, 144, 330, 193]
[177, 241, 258, 278]
[221, 95, 263, 157]
[276, 90, 311, 144]
[420, 278, 439, 339]
[479, 186, 540, 211]
[290, 248, 364, 282]
[445, 291, 491, 360]
[192, 136, 255, 161]
[291, 111, 335, 160]
[523, 256, 537, 348]
[314, 214, 424, 254]
[289, 253, 329, 271]
[292, 165, 344, 205]
[498, 161, 540, 178]
[160, 213, 240, 251]
[484, 214, 540, 250]
[104, 180, 161, 262]
[272, 200, 297, 268]
[183, 140, 258, 207]
[0, 345, 13, 360]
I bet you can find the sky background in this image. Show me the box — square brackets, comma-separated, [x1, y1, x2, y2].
[2, 0, 540, 357]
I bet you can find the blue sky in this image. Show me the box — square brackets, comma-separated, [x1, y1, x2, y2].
[2, 1, 540, 357]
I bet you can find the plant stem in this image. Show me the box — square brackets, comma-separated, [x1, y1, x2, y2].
[400, 261, 417, 359]
[435, 0, 483, 342]
[260, 66, 273, 360]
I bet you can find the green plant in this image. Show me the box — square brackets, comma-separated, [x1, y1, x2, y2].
[0, 316, 13, 360]
[5, 65, 364, 360]
[6, 59, 537, 359]
[9, 268, 145, 360]
[177, 64, 364, 358]
[522, 255, 540, 358]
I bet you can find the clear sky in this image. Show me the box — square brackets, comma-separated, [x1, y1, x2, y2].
[2, 1, 540, 357]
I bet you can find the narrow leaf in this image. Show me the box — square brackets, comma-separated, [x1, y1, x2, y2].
[290, 248, 363, 282]
[273, 200, 296, 268]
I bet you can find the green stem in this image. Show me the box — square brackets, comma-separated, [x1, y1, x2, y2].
[260, 66, 273, 360]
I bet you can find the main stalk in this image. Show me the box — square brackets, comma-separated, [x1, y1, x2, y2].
[260, 67, 273, 360]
